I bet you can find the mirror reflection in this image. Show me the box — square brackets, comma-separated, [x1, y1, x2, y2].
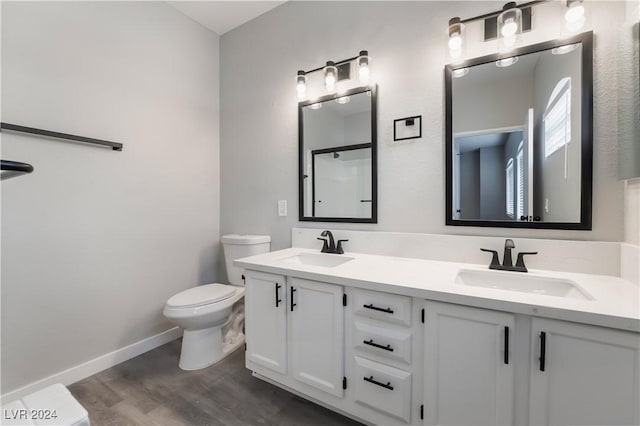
[448, 35, 591, 227]
[299, 87, 376, 222]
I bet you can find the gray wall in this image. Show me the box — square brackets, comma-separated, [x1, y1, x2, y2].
[220, 1, 628, 249]
[1, 2, 220, 393]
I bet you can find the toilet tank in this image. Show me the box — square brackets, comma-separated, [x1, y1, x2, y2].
[221, 234, 271, 286]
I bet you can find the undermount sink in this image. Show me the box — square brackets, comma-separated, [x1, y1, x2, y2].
[280, 252, 354, 268]
[455, 269, 593, 300]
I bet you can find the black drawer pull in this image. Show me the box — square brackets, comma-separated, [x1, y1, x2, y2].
[363, 304, 394, 314]
[290, 287, 297, 311]
[363, 339, 394, 352]
[363, 376, 394, 391]
[539, 331, 546, 372]
[504, 326, 509, 365]
[275, 283, 282, 308]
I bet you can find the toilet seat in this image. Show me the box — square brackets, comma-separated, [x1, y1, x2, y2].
[166, 284, 235, 309]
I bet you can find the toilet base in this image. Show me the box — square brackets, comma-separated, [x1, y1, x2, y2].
[178, 327, 245, 371]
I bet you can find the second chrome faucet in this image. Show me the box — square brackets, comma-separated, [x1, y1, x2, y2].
[481, 239, 537, 273]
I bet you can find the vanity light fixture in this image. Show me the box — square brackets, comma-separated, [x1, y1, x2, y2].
[496, 56, 519, 67]
[564, 0, 586, 32]
[497, 2, 523, 51]
[448, 17, 465, 60]
[296, 51, 371, 100]
[324, 61, 338, 93]
[296, 70, 306, 101]
[357, 51, 370, 84]
[336, 96, 351, 104]
[309, 102, 323, 110]
[452, 68, 470, 78]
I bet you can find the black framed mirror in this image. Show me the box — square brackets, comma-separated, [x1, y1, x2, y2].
[299, 85, 377, 223]
[445, 31, 593, 230]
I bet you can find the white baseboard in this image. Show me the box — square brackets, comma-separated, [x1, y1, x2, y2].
[0, 327, 182, 405]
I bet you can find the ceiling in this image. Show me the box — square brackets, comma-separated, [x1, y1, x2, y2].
[167, 1, 286, 35]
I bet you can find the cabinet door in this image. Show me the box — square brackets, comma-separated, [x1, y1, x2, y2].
[530, 318, 640, 426]
[244, 271, 287, 374]
[424, 301, 515, 425]
[289, 277, 344, 397]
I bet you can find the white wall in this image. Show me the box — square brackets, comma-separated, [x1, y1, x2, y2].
[1, 1, 220, 394]
[220, 1, 627, 251]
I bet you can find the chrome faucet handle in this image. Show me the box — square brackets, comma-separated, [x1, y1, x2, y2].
[480, 248, 501, 269]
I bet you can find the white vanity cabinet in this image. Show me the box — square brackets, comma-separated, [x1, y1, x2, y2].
[244, 270, 287, 374]
[423, 301, 515, 426]
[346, 288, 422, 425]
[244, 266, 639, 426]
[244, 271, 345, 400]
[529, 318, 640, 426]
[289, 277, 344, 397]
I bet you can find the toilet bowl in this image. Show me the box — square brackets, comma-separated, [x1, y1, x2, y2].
[163, 234, 270, 370]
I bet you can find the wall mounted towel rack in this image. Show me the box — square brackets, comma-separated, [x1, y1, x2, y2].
[0, 122, 123, 151]
[1, 159, 34, 181]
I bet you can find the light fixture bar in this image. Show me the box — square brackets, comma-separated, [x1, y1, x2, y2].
[302, 54, 360, 75]
[459, 0, 547, 24]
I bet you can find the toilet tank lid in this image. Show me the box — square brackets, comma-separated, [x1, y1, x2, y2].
[221, 234, 271, 245]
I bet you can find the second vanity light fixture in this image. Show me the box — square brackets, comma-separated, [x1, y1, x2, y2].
[447, 0, 587, 71]
[295, 50, 370, 101]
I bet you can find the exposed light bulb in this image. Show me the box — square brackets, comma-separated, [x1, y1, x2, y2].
[497, 3, 522, 52]
[503, 35, 517, 48]
[448, 17, 465, 61]
[501, 18, 518, 37]
[565, 1, 585, 32]
[336, 96, 350, 104]
[309, 102, 322, 110]
[357, 50, 370, 84]
[296, 70, 306, 101]
[324, 61, 337, 92]
[448, 33, 462, 50]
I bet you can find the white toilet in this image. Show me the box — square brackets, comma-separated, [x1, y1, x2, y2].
[163, 234, 270, 370]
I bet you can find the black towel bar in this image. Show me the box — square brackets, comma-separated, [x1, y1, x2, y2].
[1, 122, 123, 151]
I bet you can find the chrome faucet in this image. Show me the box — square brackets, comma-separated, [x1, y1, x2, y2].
[481, 239, 537, 272]
[317, 230, 349, 254]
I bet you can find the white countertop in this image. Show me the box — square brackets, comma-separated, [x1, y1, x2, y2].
[235, 248, 640, 333]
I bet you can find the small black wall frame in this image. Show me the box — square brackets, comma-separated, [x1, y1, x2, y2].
[393, 115, 422, 141]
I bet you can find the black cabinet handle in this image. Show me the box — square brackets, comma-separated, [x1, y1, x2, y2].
[363, 339, 394, 352]
[363, 304, 394, 314]
[363, 376, 394, 391]
[539, 331, 546, 371]
[275, 283, 282, 308]
[504, 326, 509, 364]
[290, 287, 297, 311]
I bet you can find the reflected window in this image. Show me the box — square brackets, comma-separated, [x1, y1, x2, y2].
[544, 77, 571, 157]
[506, 158, 514, 218]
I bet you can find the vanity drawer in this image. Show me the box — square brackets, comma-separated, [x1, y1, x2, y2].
[353, 321, 412, 365]
[353, 289, 412, 326]
[352, 356, 412, 423]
